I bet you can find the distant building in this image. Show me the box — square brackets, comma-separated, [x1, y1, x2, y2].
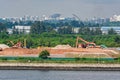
[23, 15, 40, 21]
[110, 15, 120, 22]
[7, 28, 13, 34]
[54, 26, 120, 35]
[54, 27, 80, 34]
[12, 25, 31, 34]
[90, 17, 110, 24]
[73, 26, 120, 35]
[101, 26, 120, 34]
[73, 27, 80, 33]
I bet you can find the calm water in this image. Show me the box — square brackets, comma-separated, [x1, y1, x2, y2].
[0, 70, 120, 80]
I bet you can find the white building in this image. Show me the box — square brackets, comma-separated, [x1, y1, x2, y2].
[73, 27, 80, 33]
[110, 15, 120, 22]
[13, 25, 31, 34]
[101, 26, 120, 34]
[7, 28, 13, 34]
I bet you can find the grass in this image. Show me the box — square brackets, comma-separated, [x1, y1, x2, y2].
[0, 56, 119, 64]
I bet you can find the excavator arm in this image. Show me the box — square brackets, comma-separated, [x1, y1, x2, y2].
[76, 36, 96, 48]
[13, 41, 22, 48]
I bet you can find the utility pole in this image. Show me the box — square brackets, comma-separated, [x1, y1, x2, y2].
[24, 39, 27, 48]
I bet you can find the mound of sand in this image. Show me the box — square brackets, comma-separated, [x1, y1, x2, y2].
[53, 45, 72, 49]
[0, 44, 9, 49]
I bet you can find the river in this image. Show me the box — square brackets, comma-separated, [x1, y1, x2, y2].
[0, 70, 120, 80]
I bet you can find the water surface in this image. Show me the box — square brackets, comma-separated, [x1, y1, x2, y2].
[0, 70, 120, 80]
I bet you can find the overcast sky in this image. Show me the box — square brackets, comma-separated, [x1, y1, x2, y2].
[0, 0, 120, 20]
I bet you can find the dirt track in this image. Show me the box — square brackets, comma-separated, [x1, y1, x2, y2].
[0, 47, 119, 58]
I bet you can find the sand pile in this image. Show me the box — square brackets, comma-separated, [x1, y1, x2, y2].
[0, 44, 9, 50]
[52, 45, 72, 49]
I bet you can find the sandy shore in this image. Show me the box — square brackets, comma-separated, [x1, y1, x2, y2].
[0, 63, 120, 71]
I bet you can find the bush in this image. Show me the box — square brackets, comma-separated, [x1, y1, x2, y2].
[75, 57, 80, 61]
[39, 50, 50, 59]
[0, 57, 8, 61]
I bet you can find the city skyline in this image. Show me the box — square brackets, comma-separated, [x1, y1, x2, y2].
[0, 0, 120, 20]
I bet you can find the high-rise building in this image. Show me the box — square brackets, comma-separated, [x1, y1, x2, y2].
[110, 15, 120, 22]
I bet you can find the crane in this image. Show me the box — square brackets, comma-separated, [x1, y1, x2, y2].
[72, 14, 81, 25]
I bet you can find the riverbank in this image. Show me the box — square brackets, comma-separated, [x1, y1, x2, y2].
[1, 63, 120, 71]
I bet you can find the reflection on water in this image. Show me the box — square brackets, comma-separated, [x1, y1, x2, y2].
[0, 70, 120, 80]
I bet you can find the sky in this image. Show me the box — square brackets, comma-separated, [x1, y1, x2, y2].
[0, 0, 120, 20]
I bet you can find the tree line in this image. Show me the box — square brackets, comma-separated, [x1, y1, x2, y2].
[29, 21, 117, 35]
[0, 21, 117, 35]
[0, 21, 120, 48]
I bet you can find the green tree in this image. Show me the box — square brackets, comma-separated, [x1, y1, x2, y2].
[46, 26, 54, 32]
[26, 36, 34, 48]
[58, 26, 73, 34]
[12, 26, 19, 34]
[79, 27, 102, 35]
[70, 20, 80, 27]
[94, 28, 102, 35]
[30, 21, 46, 34]
[114, 36, 120, 43]
[78, 27, 91, 35]
[39, 50, 50, 59]
[90, 28, 95, 35]
[0, 32, 9, 39]
[0, 23, 7, 33]
[108, 28, 117, 35]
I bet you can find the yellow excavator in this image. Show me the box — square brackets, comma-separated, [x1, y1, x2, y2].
[76, 36, 100, 48]
[9, 39, 27, 48]
[9, 41, 22, 48]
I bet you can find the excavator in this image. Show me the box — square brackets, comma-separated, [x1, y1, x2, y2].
[76, 36, 100, 48]
[9, 41, 22, 48]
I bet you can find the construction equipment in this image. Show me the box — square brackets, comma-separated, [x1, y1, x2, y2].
[0, 47, 2, 51]
[23, 39, 27, 48]
[72, 14, 81, 24]
[76, 36, 99, 48]
[9, 41, 14, 46]
[9, 41, 22, 48]
[9, 39, 27, 48]
[13, 41, 22, 48]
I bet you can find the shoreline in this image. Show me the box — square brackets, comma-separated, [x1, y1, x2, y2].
[0, 63, 120, 71]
